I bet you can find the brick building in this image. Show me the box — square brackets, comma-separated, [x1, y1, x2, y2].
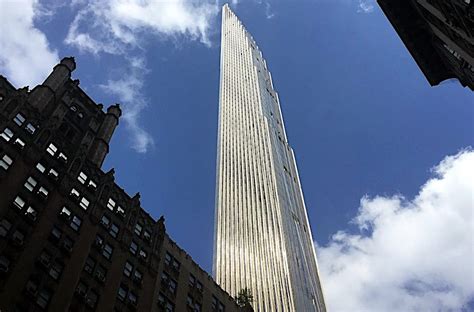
[378, 0, 473, 90]
[0, 58, 246, 312]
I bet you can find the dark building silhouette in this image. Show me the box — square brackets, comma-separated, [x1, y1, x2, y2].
[0, 58, 247, 312]
[378, 0, 474, 90]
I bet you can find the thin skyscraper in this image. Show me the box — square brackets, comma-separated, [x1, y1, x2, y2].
[213, 4, 326, 311]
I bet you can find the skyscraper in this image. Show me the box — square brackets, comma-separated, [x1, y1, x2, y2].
[214, 5, 326, 311]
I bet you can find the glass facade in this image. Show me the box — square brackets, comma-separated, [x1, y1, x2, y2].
[214, 4, 326, 312]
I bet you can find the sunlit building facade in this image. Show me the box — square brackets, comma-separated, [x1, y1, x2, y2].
[213, 5, 326, 311]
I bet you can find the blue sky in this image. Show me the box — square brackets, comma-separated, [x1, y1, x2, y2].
[1, 0, 473, 311]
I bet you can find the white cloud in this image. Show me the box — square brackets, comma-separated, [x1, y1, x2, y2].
[0, 0, 58, 87]
[98, 57, 154, 153]
[65, 0, 218, 54]
[64, 0, 218, 154]
[318, 149, 474, 312]
[264, 2, 275, 19]
[357, 0, 375, 13]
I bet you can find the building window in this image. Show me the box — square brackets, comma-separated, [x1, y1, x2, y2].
[164, 252, 172, 266]
[24, 176, 37, 192]
[143, 230, 151, 242]
[13, 196, 26, 210]
[80, 197, 90, 210]
[100, 215, 110, 227]
[62, 236, 74, 254]
[25, 206, 38, 221]
[36, 288, 52, 309]
[70, 215, 82, 232]
[78, 172, 88, 184]
[36, 162, 46, 173]
[103, 243, 113, 260]
[0, 219, 12, 237]
[38, 186, 49, 199]
[95, 264, 107, 282]
[212, 296, 225, 312]
[0, 255, 10, 273]
[189, 274, 196, 287]
[88, 180, 97, 190]
[38, 250, 52, 268]
[107, 198, 116, 211]
[60, 206, 71, 219]
[128, 291, 138, 306]
[157, 293, 174, 312]
[0, 154, 13, 170]
[130, 241, 138, 255]
[14, 137, 25, 149]
[161, 272, 177, 294]
[86, 290, 99, 309]
[211, 296, 218, 310]
[172, 258, 180, 272]
[107, 198, 126, 217]
[196, 281, 203, 292]
[218, 302, 225, 312]
[123, 261, 133, 277]
[12, 229, 25, 245]
[133, 269, 143, 283]
[117, 205, 126, 217]
[1, 127, 14, 141]
[76, 280, 88, 297]
[186, 295, 193, 308]
[48, 261, 64, 280]
[84, 257, 96, 274]
[134, 223, 142, 236]
[70, 188, 80, 199]
[139, 249, 147, 260]
[50, 226, 62, 242]
[117, 285, 128, 301]
[48, 168, 59, 180]
[26, 123, 36, 134]
[58, 152, 67, 163]
[194, 302, 202, 312]
[14, 113, 26, 126]
[46, 143, 58, 156]
[110, 223, 119, 238]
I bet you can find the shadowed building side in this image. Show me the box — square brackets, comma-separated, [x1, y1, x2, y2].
[378, 0, 474, 90]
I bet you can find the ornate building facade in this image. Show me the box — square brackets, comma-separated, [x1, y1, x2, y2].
[214, 5, 326, 311]
[378, 0, 474, 90]
[0, 58, 243, 312]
